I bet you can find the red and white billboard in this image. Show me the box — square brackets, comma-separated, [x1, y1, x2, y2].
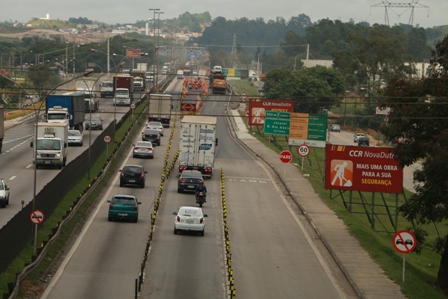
[325, 145, 403, 194]
[248, 99, 294, 126]
[126, 49, 141, 59]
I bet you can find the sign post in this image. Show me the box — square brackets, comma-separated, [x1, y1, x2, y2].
[279, 150, 292, 178]
[130, 103, 136, 119]
[297, 144, 310, 171]
[104, 135, 112, 156]
[393, 230, 417, 282]
[30, 209, 45, 254]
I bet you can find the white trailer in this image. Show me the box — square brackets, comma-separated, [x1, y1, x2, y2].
[148, 94, 173, 127]
[31, 122, 69, 169]
[179, 115, 218, 178]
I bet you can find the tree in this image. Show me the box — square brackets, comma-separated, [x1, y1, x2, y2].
[27, 64, 61, 98]
[263, 66, 345, 113]
[380, 34, 448, 295]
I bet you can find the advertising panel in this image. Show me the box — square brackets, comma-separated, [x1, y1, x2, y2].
[126, 49, 141, 59]
[325, 145, 403, 194]
[248, 99, 294, 126]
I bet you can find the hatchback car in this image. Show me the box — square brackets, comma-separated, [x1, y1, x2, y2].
[178, 170, 204, 193]
[133, 141, 154, 159]
[142, 129, 161, 146]
[85, 115, 103, 130]
[119, 165, 147, 188]
[68, 130, 83, 146]
[147, 121, 164, 136]
[173, 206, 208, 236]
[107, 195, 141, 222]
[0, 179, 10, 208]
[354, 133, 366, 143]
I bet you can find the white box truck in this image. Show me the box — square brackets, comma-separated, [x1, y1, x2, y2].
[148, 94, 173, 127]
[31, 122, 69, 169]
[179, 115, 218, 178]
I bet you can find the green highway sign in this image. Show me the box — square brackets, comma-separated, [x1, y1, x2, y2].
[265, 111, 278, 118]
[263, 111, 291, 135]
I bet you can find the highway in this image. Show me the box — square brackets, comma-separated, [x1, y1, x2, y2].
[40, 79, 357, 299]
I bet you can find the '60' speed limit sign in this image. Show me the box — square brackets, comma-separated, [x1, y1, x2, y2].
[297, 144, 310, 157]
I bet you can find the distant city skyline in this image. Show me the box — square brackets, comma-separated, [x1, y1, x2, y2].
[1, 0, 446, 29]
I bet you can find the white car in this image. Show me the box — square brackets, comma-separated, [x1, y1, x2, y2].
[173, 206, 208, 236]
[68, 130, 83, 146]
[354, 133, 366, 143]
[0, 179, 10, 208]
[147, 121, 164, 136]
[133, 141, 154, 159]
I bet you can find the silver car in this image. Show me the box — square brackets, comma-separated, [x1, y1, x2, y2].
[173, 206, 208, 236]
[133, 141, 154, 159]
[0, 179, 10, 208]
[146, 121, 164, 136]
[68, 130, 83, 146]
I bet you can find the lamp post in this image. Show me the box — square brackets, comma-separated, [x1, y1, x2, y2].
[155, 11, 164, 90]
[0, 74, 32, 109]
[112, 53, 130, 70]
[91, 48, 116, 70]
[31, 68, 94, 255]
[149, 8, 160, 89]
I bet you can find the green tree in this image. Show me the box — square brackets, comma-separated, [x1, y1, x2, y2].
[27, 64, 61, 98]
[263, 66, 345, 113]
[380, 34, 448, 295]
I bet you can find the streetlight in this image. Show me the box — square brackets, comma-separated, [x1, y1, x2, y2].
[155, 11, 164, 90]
[112, 53, 130, 69]
[31, 68, 94, 255]
[149, 8, 160, 89]
[80, 61, 125, 180]
[91, 48, 115, 71]
[0, 73, 32, 109]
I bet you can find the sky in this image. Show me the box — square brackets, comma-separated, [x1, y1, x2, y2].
[2, 0, 447, 29]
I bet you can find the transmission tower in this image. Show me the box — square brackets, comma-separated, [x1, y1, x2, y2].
[370, 0, 429, 26]
[231, 33, 238, 68]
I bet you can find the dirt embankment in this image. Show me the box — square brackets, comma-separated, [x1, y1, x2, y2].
[0, 29, 108, 43]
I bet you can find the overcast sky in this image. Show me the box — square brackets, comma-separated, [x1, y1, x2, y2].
[2, 0, 446, 29]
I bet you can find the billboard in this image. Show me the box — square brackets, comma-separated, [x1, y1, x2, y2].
[248, 99, 294, 126]
[325, 145, 403, 194]
[289, 113, 327, 148]
[126, 49, 141, 59]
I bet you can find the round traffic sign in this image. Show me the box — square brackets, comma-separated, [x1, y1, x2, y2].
[103, 135, 112, 144]
[279, 150, 293, 163]
[240, 92, 248, 100]
[30, 210, 44, 224]
[297, 144, 310, 157]
[130, 103, 136, 109]
[244, 110, 249, 117]
[393, 230, 417, 254]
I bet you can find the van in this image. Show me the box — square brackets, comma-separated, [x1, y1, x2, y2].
[177, 70, 184, 79]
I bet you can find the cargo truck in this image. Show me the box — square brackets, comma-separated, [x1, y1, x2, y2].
[136, 63, 148, 72]
[130, 70, 146, 92]
[30, 122, 69, 169]
[0, 107, 4, 153]
[113, 76, 133, 106]
[148, 94, 173, 127]
[100, 81, 114, 97]
[179, 115, 218, 178]
[212, 74, 227, 94]
[45, 93, 85, 132]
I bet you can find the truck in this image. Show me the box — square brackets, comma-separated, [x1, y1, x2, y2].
[130, 70, 146, 92]
[178, 115, 218, 178]
[136, 63, 148, 72]
[148, 94, 173, 127]
[113, 76, 134, 106]
[198, 69, 207, 79]
[45, 93, 85, 132]
[0, 107, 4, 153]
[100, 81, 114, 98]
[30, 122, 69, 169]
[212, 73, 227, 94]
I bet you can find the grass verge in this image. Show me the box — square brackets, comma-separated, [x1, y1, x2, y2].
[0, 100, 148, 298]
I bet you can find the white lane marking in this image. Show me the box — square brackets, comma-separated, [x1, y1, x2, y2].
[41, 140, 135, 298]
[257, 159, 348, 299]
[3, 134, 33, 144]
[9, 176, 17, 180]
[26, 165, 33, 169]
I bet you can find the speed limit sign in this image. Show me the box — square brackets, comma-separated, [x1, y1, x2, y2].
[130, 103, 136, 109]
[297, 144, 310, 157]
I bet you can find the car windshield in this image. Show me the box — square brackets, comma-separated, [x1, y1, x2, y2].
[86, 116, 101, 121]
[148, 122, 162, 126]
[113, 197, 136, 205]
[68, 131, 81, 136]
[36, 139, 61, 150]
[116, 90, 128, 96]
[144, 130, 158, 135]
[124, 166, 143, 173]
[181, 171, 203, 179]
[102, 82, 113, 87]
[179, 208, 201, 216]
[136, 142, 152, 147]
[47, 113, 67, 120]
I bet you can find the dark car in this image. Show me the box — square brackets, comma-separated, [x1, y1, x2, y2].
[119, 165, 147, 188]
[357, 136, 370, 146]
[107, 195, 141, 222]
[178, 170, 204, 193]
[85, 115, 103, 130]
[142, 129, 161, 146]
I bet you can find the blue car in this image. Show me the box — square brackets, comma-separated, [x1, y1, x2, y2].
[107, 195, 141, 222]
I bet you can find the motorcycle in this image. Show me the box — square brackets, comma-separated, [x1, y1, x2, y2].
[196, 191, 206, 207]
